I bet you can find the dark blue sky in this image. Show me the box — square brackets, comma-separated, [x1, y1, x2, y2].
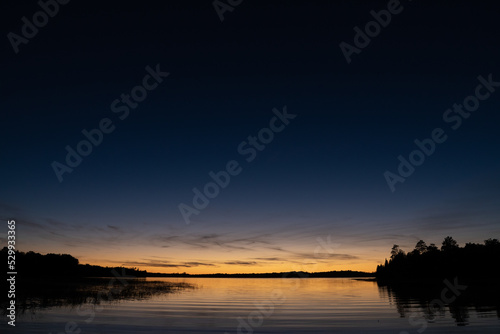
[1, 0, 499, 273]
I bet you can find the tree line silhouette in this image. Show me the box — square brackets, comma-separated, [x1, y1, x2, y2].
[376, 237, 500, 283]
[2, 247, 147, 278]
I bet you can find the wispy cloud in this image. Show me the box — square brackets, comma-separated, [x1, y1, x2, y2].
[116, 259, 217, 268]
[224, 261, 258, 266]
[263, 246, 358, 261]
[150, 232, 272, 252]
[253, 257, 286, 261]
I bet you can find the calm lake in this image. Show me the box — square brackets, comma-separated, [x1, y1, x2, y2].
[5, 277, 500, 334]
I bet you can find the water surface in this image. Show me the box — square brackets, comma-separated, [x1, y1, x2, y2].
[4, 277, 499, 333]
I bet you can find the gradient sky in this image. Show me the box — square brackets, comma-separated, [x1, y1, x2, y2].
[1, 0, 500, 274]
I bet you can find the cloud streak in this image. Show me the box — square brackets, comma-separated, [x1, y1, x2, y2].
[117, 259, 217, 268]
[224, 261, 258, 266]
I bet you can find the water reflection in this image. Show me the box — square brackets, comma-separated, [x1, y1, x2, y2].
[378, 281, 500, 326]
[3, 277, 499, 334]
[1, 277, 195, 315]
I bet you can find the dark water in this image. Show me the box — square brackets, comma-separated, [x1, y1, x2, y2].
[3, 277, 499, 333]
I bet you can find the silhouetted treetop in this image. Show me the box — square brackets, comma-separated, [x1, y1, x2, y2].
[427, 243, 438, 252]
[390, 244, 405, 259]
[485, 238, 500, 247]
[441, 236, 459, 252]
[414, 240, 427, 255]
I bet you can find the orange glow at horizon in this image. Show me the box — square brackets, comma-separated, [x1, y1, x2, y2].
[80, 261, 379, 275]
[17, 233, 390, 275]
[74, 250, 384, 275]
